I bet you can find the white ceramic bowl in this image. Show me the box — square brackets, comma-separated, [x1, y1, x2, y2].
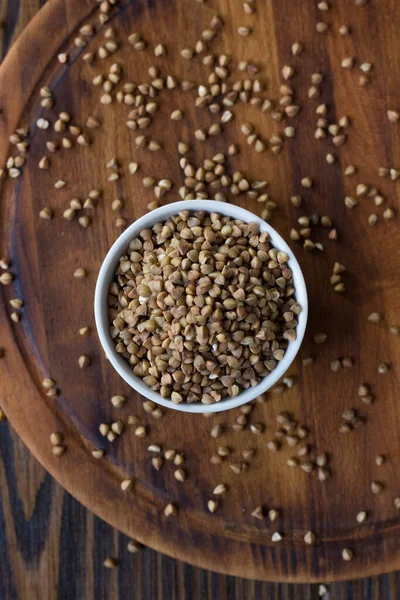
[95, 200, 308, 413]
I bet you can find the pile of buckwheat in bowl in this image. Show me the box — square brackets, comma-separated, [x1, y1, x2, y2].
[107, 209, 302, 405]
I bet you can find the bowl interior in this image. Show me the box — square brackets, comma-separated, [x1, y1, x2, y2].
[94, 200, 308, 413]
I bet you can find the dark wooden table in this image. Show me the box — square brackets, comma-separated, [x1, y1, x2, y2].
[1, 1, 400, 598]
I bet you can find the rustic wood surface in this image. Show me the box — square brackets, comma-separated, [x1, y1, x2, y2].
[1, 0, 400, 595]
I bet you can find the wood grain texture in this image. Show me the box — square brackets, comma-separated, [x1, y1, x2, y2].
[1, 0, 400, 594]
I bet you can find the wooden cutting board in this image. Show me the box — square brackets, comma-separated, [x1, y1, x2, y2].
[1, 0, 400, 583]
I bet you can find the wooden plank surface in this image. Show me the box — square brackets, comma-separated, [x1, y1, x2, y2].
[0, 0, 400, 597]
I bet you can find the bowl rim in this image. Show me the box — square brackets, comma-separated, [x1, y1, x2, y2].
[94, 200, 308, 413]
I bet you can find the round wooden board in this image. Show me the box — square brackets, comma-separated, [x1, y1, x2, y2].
[1, 0, 400, 584]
